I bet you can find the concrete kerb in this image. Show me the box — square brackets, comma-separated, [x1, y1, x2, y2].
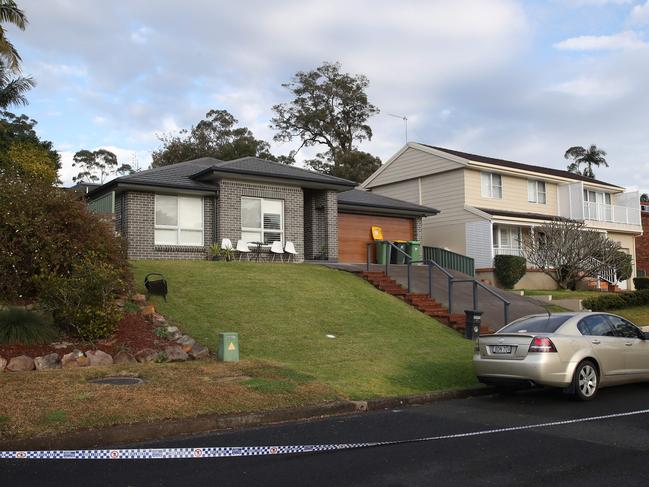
[0, 387, 490, 451]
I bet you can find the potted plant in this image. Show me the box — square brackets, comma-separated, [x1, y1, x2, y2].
[317, 244, 328, 261]
[209, 243, 221, 261]
[221, 246, 235, 262]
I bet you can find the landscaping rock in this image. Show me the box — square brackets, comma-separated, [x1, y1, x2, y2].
[189, 344, 209, 360]
[135, 348, 158, 363]
[0, 356, 6, 371]
[51, 341, 74, 350]
[34, 353, 61, 371]
[150, 312, 166, 324]
[176, 335, 196, 352]
[141, 304, 156, 316]
[97, 337, 118, 347]
[7, 355, 35, 372]
[61, 350, 88, 368]
[85, 350, 114, 366]
[166, 326, 179, 334]
[132, 294, 147, 304]
[164, 345, 188, 362]
[113, 351, 137, 364]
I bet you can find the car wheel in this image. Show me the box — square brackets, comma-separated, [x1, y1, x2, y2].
[572, 360, 599, 401]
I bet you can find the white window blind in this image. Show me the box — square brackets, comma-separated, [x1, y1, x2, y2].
[241, 197, 284, 244]
[154, 195, 204, 246]
[481, 172, 502, 199]
[528, 180, 546, 204]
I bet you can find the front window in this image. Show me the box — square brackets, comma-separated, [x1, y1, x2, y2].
[241, 197, 284, 245]
[493, 225, 522, 256]
[583, 189, 612, 221]
[154, 195, 204, 246]
[527, 180, 546, 204]
[480, 172, 502, 199]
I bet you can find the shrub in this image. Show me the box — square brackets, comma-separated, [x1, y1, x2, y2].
[633, 277, 649, 290]
[494, 255, 527, 289]
[37, 257, 124, 341]
[0, 173, 131, 302]
[0, 307, 58, 345]
[612, 251, 633, 282]
[583, 289, 649, 311]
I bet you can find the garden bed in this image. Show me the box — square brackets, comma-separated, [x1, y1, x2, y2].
[0, 311, 175, 362]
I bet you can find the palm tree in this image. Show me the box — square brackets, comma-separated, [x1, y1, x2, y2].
[564, 144, 609, 179]
[0, 59, 33, 108]
[0, 0, 27, 72]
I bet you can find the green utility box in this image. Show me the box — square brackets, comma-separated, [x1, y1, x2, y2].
[407, 241, 421, 262]
[375, 240, 390, 265]
[218, 332, 239, 362]
[391, 240, 408, 264]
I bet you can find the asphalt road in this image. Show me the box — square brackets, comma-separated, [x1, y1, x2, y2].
[5, 384, 649, 486]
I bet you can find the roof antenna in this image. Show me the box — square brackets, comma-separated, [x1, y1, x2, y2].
[387, 113, 408, 143]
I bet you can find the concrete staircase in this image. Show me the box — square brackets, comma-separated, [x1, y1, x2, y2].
[358, 271, 494, 335]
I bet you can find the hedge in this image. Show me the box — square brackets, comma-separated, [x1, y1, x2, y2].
[583, 289, 649, 311]
[633, 277, 649, 290]
[494, 255, 527, 289]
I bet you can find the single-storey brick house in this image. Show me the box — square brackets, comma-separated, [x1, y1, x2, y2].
[87, 156, 438, 262]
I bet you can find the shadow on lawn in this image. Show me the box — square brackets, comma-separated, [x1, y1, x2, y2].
[387, 360, 477, 393]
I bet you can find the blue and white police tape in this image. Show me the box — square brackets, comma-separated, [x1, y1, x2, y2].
[3, 407, 649, 460]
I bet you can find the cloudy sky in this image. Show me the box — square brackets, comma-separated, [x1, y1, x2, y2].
[8, 0, 649, 191]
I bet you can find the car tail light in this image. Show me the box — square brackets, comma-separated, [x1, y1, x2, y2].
[528, 336, 557, 353]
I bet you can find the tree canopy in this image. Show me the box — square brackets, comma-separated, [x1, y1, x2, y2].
[151, 109, 291, 167]
[271, 62, 381, 183]
[0, 0, 27, 73]
[72, 148, 134, 183]
[564, 144, 609, 179]
[0, 111, 59, 183]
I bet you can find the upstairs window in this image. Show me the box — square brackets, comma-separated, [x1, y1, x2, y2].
[241, 197, 284, 245]
[154, 195, 204, 246]
[528, 180, 546, 204]
[480, 172, 502, 199]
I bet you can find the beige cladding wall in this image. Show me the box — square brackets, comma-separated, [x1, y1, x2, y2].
[608, 231, 638, 290]
[464, 168, 558, 216]
[366, 147, 463, 187]
[476, 269, 559, 291]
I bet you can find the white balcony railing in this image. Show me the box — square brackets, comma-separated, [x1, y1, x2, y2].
[583, 202, 641, 226]
[493, 247, 523, 257]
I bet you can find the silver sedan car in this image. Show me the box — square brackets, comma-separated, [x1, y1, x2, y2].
[473, 312, 649, 400]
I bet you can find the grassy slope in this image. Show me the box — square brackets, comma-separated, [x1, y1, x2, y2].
[611, 307, 649, 325]
[132, 261, 476, 398]
[522, 289, 604, 300]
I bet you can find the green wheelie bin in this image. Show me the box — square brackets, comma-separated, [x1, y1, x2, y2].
[375, 240, 390, 264]
[407, 240, 421, 262]
[391, 240, 408, 264]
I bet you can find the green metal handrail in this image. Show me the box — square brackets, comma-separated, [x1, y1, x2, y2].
[423, 246, 475, 277]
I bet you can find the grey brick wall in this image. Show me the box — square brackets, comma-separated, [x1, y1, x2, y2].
[122, 191, 216, 260]
[303, 190, 338, 261]
[217, 179, 304, 262]
[414, 217, 423, 242]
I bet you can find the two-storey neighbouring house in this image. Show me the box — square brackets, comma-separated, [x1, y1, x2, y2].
[361, 143, 643, 290]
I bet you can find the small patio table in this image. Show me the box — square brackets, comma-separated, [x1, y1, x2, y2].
[249, 241, 264, 262]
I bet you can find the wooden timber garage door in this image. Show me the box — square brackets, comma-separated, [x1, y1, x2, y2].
[338, 213, 414, 263]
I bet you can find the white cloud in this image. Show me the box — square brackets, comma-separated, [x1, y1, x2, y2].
[554, 31, 648, 50]
[630, 1, 649, 25]
[567, 0, 632, 5]
[547, 76, 631, 98]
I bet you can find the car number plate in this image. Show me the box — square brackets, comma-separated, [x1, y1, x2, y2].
[492, 345, 512, 354]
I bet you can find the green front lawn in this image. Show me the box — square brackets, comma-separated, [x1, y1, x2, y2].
[522, 289, 604, 300]
[611, 307, 649, 326]
[132, 261, 476, 399]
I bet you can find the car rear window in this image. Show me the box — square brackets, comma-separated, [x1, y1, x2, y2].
[499, 315, 572, 334]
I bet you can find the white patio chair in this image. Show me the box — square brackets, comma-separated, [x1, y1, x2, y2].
[236, 239, 251, 261]
[270, 241, 284, 262]
[284, 241, 297, 263]
[221, 238, 233, 250]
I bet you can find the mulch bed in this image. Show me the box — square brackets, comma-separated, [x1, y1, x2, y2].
[0, 312, 174, 360]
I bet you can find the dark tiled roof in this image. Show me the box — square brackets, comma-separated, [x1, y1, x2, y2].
[422, 144, 621, 189]
[338, 189, 439, 216]
[192, 157, 356, 187]
[476, 207, 559, 221]
[89, 158, 220, 197]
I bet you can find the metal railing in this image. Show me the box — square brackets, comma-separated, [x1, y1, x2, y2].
[583, 201, 641, 226]
[423, 246, 475, 276]
[365, 242, 511, 326]
[585, 256, 617, 285]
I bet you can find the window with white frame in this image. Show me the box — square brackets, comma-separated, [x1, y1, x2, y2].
[154, 194, 204, 246]
[527, 180, 546, 204]
[480, 172, 502, 199]
[492, 225, 521, 250]
[241, 197, 284, 245]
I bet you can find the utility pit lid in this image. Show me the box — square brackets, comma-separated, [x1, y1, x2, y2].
[89, 376, 143, 386]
